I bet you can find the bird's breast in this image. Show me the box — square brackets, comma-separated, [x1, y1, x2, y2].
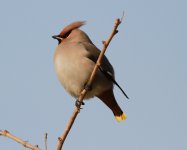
[54, 44, 94, 97]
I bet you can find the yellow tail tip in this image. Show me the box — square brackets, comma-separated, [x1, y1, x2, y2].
[115, 113, 127, 122]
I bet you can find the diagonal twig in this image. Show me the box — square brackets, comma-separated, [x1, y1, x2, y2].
[0, 130, 40, 150]
[56, 18, 123, 150]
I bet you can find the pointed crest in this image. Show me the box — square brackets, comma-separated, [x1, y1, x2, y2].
[60, 21, 86, 37]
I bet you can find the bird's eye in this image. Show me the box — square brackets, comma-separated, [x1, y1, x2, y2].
[62, 31, 71, 38]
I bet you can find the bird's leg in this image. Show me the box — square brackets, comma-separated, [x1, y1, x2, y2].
[75, 83, 91, 108]
[84, 84, 92, 91]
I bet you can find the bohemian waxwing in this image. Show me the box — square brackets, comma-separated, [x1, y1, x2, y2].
[52, 21, 129, 122]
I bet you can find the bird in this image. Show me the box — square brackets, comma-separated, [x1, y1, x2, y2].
[52, 21, 129, 122]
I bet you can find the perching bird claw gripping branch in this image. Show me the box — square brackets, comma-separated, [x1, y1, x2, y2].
[75, 99, 85, 108]
[56, 18, 123, 150]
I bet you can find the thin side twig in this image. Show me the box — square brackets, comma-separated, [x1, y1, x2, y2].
[56, 18, 122, 150]
[44, 132, 48, 150]
[0, 130, 40, 150]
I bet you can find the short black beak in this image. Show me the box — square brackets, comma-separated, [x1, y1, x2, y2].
[52, 35, 63, 44]
[52, 35, 63, 41]
[52, 35, 59, 39]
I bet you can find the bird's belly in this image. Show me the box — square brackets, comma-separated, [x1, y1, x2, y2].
[54, 55, 95, 98]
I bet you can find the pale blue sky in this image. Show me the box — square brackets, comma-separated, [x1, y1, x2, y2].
[0, 0, 187, 150]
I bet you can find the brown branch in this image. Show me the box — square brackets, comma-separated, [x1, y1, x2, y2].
[56, 18, 122, 150]
[0, 130, 40, 150]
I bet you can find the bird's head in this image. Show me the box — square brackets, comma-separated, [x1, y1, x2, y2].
[52, 21, 92, 44]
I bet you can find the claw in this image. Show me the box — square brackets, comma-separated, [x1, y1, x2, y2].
[75, 100, 85, 108]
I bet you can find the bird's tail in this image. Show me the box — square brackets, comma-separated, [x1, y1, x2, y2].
[97, 89, 127, 122]
[115, 113, 126, 122]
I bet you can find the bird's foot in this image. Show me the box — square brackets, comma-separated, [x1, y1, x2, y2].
[75, 100, 85, 108]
